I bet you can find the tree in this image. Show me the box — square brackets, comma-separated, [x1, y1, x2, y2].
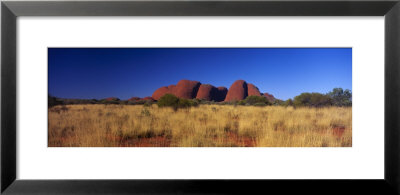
[293, 92, 332, 107]
[272, 99, 285, 106]
[48, 94, 63, 108]
[284, 98, 293, 107]
[327, 88, 352, 106]
[293, 93, 312, 107]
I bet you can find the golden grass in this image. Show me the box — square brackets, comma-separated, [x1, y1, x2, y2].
[48, 104, 352, 147]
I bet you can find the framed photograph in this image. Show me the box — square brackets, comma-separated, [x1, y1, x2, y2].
[2, 0, 400, 194]
[47, 47, 352, 148]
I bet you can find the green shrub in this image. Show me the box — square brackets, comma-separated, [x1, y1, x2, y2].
[293, 92, 332, 107]
[254, 102, 267, 107]
[244, 95, 271, 105]
[178, 99, 192, 108]
[284, 99, 294, 107]
[189, 99, 199, 107]
[48, 95, 63, 108]
[90, 99, 98, 104]
[99, 98, 120, 105]
[140, 108, 151, 116]
[272, 99, 285, 106]
[143, 101, 152, 107]
[157, 94, 180, 108]
[119, 100, 129, 105]
[238, 100, 246, 105]
[157, 94, 199, 110]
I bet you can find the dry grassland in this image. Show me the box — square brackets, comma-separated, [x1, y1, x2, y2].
[48, 104, 351, 147]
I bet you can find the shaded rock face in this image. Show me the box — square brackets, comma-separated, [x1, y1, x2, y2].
[247, 83, 262, 96]
[215, 87, 228, 102]
[224, 80, 248, 102]
[195, 84, 228, 101]
[263, 93, 275, 102]
[196, 84, 217, 101]
[174, 80, 201, 99]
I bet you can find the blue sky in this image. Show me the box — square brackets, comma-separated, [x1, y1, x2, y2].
[48, 48, 352, 100]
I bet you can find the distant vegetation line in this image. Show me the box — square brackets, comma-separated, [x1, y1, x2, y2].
[49, 87, 351, 108]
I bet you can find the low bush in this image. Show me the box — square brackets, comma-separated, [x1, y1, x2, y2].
[157, 94, 180, 109]
[243, 95, 271, 106]
[254, 102, 267, 106]
[293, 92, 332, 107]
[157, 94, 199, 110]
[48, 95, 63, 108]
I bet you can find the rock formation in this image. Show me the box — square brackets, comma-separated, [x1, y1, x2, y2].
[105, 97, 120, 101]
[167, 85, 176, 93]
[152, 80, 201, 100]
[224, 80, 248, 102]
[141, 97, 154, 101]
[174, 80, 201, 99]
[263, 93, 275, 102]
[196, 84, 217, 101]
[150, 79, 274, 103]
[128, 97, 141, 101]
[247, 83, 262, 96]
[152, 86, 172, 100]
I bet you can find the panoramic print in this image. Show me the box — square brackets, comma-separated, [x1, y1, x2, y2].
[48, 48, 352, 147]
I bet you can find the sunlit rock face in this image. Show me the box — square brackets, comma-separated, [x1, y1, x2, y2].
[247, 83, 262, 97]
[174, 80, 201, 99]
[224, 80, 248, 102]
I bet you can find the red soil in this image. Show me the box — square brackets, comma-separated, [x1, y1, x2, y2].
[224, 132, 256, 147]
[105, 134, 171, 147]
[105, 131, 256, 147]
[332, 126, 346, 138]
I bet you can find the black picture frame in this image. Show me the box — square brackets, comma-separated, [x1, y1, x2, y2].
[2, 0, 399, 194]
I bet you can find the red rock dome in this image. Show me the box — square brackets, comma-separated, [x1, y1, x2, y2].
[196, 84, 217, 101]
[247, 83, 262, 96]
[151, 79, 267, 102]
[152, 86, 170, 100]
[224, 80, 248, 102]
[263, 93, 275, 102]
[167, 85, 176, 94]
[141, 97, 155, 101]
[173, 80, 201, 99]
[128, 97, 141, 101]
[105, 97, 120, 101]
